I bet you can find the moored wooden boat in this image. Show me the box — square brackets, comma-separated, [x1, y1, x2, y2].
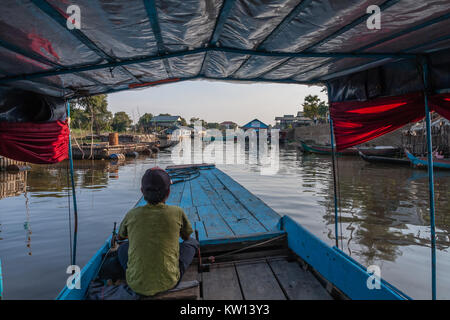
[57, 164, 410, 300]
[405, 150, 450, 170]
[358, 151, 410, 166]
[300, 140, 358, 155]
[300, 140, 399, 157]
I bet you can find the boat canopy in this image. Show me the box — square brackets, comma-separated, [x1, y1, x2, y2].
[0, 0, 449, 97]
[0, 0, 450, 162]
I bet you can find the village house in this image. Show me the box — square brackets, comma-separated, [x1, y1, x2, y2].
[150, 115, 182, 128]
[275, 111, 313, 129]
[219, 121, 237, 130]
[241, 118, 269, 132]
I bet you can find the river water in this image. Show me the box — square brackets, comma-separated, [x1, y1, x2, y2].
[1, 146, 449, 299]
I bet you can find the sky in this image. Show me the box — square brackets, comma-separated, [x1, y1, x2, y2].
[107, 79, 328, 126]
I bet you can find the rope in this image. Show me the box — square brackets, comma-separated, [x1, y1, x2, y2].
[336, 154, 344, 249]
[167, 166, 213, 184]
[66, 160, 73, 264]
[329, 116, 340, 248]
[67, 100, 79, 266]
[213, 234, 286, 259]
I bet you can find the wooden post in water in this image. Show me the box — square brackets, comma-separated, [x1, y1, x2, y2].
[326, 83, 339, 249]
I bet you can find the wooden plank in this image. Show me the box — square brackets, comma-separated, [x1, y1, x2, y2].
[212, 248, 289, 264]
[268, 259, 332, 300]
[179, 180, 193, 209]
[196, 205, 233, 239]
[235, 261, 286, 300]
[166, 163, 215, 170]
[211, 169, 281, 231]
[199, 171, 267, 235]
[190, 175, 213, 207]
[202, 265, 243, 300]
[194, 221, 208, 241]
[184, 206, 200, 222]
[182, 263, 200, 282]
[149, 284, 199, 300]
[200, 232, 286, 254]
[166, 180, 185, 206]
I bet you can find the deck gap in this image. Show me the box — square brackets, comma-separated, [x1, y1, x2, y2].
[233, 262, 246, 300]
[265, 257, 291, 300]
[209, 170, 270, 232]
[200, 175, 239, 236]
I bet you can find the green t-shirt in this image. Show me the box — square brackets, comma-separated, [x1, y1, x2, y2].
[118, 203, 193, 296]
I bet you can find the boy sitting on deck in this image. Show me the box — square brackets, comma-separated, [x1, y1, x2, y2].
[116, 167, 199, 297]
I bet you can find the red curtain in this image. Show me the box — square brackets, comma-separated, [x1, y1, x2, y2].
[429, 93, 450, 120]
[0, 120, 69, 164]
[330, 92, 450, 151]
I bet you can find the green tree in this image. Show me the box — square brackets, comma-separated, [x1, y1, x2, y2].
[190, 117, 199, 124]
[75, 95, 112, 134]
[180, 117, 188, 126]
[111, 111, 132, 132]
[302, 94, 328, 120]
[189, 117, 207, 128]
[138, 113, 153, 132]
[206, 122, 220, 129]
[70, 106, 89, 130]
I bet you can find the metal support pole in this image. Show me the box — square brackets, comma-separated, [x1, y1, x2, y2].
[67, 101, 78, 266]
[329, 116, 339, 248]
[421, 58, 437, 300]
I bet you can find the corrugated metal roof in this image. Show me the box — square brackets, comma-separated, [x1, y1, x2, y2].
[151, 115, 181, 122]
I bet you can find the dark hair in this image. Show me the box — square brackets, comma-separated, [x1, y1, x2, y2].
[143, 187, 169, 205]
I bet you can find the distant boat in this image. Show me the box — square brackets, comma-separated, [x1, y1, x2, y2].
[358, 151, 410, 165]
[300, 140, 358, 155]
[300, 141, 400, 157]
[405, 150, 450, 170]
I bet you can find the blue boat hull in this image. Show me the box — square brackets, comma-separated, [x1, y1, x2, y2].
[0, 258, 3, 300]
[56, 165, 410, 300]
[406, 150, 450, 170]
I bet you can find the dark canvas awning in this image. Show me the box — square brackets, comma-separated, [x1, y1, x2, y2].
[0, 0, 449, 98]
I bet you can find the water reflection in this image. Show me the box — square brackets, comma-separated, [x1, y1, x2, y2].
[299, 154, 450, 266]
[0, 147, 449, 299]
[25, 159, 131, 195]
[0, 171, 27, 200]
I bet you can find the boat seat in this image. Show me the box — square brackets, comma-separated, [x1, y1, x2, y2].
[141, 280, 200, 300]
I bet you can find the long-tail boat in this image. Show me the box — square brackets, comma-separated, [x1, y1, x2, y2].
[57, 163, 409, 300]
[405, 150, 450, 170]
[358, 151, 410, 166]
[301, 141, 400, 157]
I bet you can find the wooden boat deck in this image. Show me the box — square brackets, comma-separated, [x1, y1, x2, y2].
[136, 165, 283, 243]
[57, 164, 343, 300]
[179, 255, 332, 300]
[135, 164, 333, 300]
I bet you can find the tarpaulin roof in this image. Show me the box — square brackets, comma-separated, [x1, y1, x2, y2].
[0, 0, 450, 99]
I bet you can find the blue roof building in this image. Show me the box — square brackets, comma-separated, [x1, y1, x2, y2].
[241, 119, 269, 132]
